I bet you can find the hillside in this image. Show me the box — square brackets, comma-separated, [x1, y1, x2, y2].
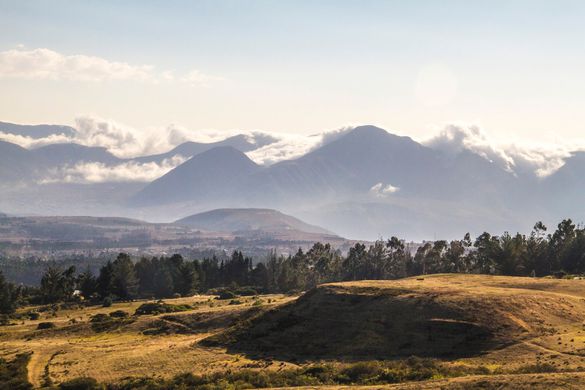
[132, 146, 262, 205]
[206, 274, 585, 366]
[6, 274, 585, 388]
[175, 208, 334, 235]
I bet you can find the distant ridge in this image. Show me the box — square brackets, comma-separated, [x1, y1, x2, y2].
[132, 146, 261, 205]
[175, 208, 335, 235]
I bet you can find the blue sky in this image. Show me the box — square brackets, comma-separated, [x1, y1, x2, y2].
[0, 0, 584, 143]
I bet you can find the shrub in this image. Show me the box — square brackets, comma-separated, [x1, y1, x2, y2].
[134, 302, 191, 316]
[28, 312, 40, 320]
[0, 314, 10, 326]
[0, 353, 33, 390]
[234, 286, 258, 296]
[90, 313, 134, 332]
[229, 299, 243, 305]
[108, 310, 128, 318]
[59, 377, 100, 390]
[217, 290, 236, 300]
[37, 322, 55, 330]
[102, 297, 113, 307]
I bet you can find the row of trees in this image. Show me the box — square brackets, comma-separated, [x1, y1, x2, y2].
[2, 219, 585, 313]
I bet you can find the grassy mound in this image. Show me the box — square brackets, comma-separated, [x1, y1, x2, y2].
[204, 274, 585, 361]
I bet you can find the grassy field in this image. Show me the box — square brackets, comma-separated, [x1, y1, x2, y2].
[4, 274, 585, 388]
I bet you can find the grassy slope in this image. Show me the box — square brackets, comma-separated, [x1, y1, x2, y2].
[0, 295, 295, 387]
[4, 274, 585, 388]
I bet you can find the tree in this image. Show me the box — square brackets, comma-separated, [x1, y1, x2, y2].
[39, 265, 76, 303]
[76, 267, 97, 299]
[0, 271, 16, 314]
[110, 253, 138, 300]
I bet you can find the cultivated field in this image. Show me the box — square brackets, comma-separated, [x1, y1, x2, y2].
[5, 274, 585, 388]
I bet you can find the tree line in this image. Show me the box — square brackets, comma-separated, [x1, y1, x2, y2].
[1, 219, 585, 313]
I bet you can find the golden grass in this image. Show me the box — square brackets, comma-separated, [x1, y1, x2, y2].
[5, 274, 585, 388]
[0, 293, 296, 387]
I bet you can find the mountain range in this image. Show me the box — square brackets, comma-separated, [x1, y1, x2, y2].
[0, 121, 583, 240]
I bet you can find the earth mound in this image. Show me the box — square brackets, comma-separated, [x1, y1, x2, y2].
[203, 274, 585, 361]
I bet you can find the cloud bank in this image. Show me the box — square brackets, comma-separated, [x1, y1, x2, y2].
[0, 47, 219, 85]
[42, 156, 187, 184]
[423, 123, 576, 177]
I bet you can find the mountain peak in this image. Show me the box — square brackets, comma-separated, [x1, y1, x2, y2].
[349, 125, 389, 137]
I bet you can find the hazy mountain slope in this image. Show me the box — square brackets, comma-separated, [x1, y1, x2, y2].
[0, 141, 36, 182]
[133, 134, 277, 164]
[31, 143, 122, 166]
[175, 208, 333, 235]
[0, 121, 76, 138]
[132, 146, 262, 205]
[540, 151, 585, 219]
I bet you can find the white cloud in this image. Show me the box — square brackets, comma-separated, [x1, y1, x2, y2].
[181, 69, 224, 86]
[245, 126, 355, 165]
[423, 123, 576, 177]
[42, 156, 187, 184]
[0, 47, 220, 86]
[370, 182, 400, 197]
[0, 131, 73, 148]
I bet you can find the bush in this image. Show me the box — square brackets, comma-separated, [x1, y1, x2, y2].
[36, 322, 55, 330]
[90, 313, 134, 332]
[59, 377, 100, 390]
[234, 286, 258, 296]
[28, 312, 40, 320]
[229, 299, 243, 305]
[0, 353, 33, 390]
[217, 290, 236, 300]
[90, 314, 110, 323]
[134, 302, 191, 316]
[102, 297, 113, 307]
[108, 310, 128, 318]
[0, 314, 10, 326]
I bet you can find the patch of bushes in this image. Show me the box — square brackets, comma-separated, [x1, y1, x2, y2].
[134, 301, 192, 316]
[37, 322, 56, 330]
[90, 313, 134, 333]
[59, 376, 100, 390]
[108, 310, 128, 318]
[217, 290, 236, 300]
[59, 358, 570, 389]
[234, 286, 258, 296]
[0, 352, 33, 390]
[27, 312, 40, 320]
[229, 299, 243, 305]
[102, 297, 113, 307]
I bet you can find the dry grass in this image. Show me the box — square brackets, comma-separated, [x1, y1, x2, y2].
[5, 274, 585, 388]
[0, 294, 295, 387]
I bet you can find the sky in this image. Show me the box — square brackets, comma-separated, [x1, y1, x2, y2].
[0, 0, 584, 145]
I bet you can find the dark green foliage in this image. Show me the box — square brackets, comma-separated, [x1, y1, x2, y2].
[102, 297, 113, 307]
[27, 312, 40, 320]
[108, 310, 128, 318]
[217, 290, 236, 300]
[76, 268, 97, 299]
[58, 376, 100, 390]
[0, 353, 33, 390]
[134, 301, 191, 316]
[36, 322, 55, 330]
[90, 313, 134, 333]
[102, 358, 491, 389]
[5, 218, 585, 306]
[40, 265, 76, 303]
[0, 271, 17, 314]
